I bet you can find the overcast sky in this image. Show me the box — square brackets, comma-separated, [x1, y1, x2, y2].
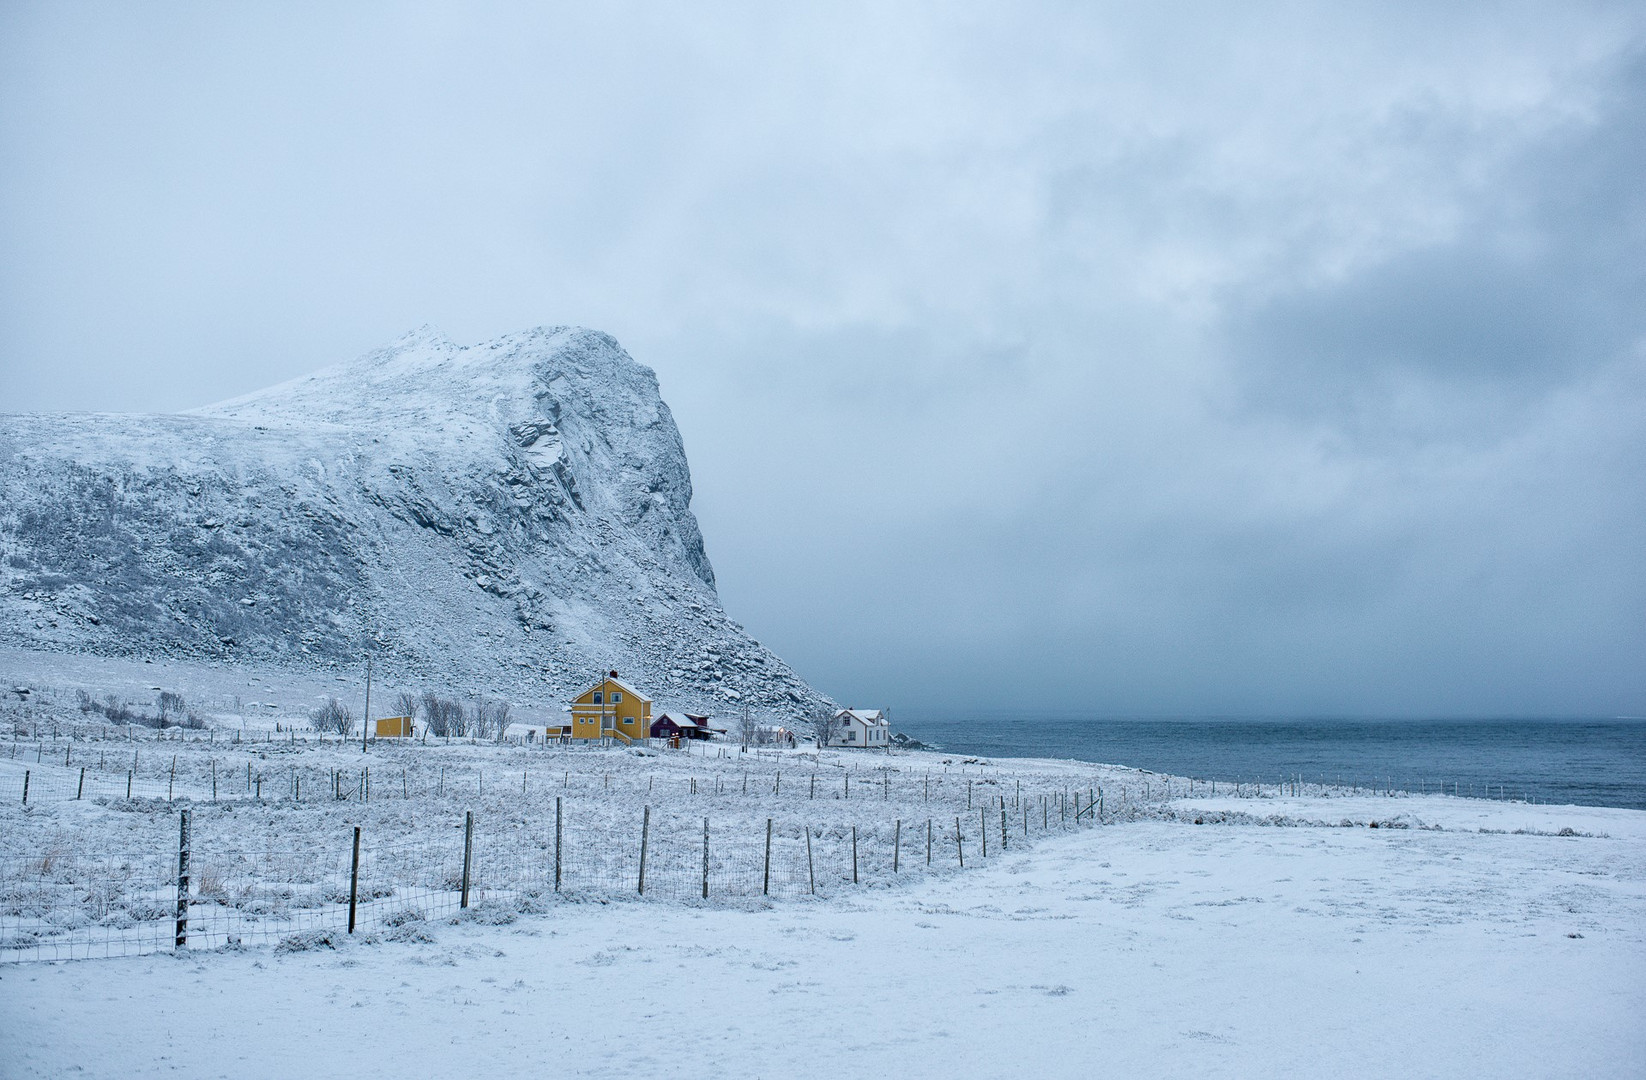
[2, 3, 1642, 716]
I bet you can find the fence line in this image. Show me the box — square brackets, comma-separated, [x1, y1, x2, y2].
[1, 790, 1124, 964]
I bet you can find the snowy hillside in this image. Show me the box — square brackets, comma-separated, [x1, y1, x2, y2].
[0, 326, 824, 715]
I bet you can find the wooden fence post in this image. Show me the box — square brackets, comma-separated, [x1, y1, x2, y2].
[460, 810, 474, 909]
[851, 825, 858, 884]
[893, 819, 901, 872]
[981, 806, 988, 857]
[763, 818, 773, 896]
[211, 760, 217, 802]
[638, 806, 650, 896]
[555, 797, 563, 892]
[174, 809, 191, 950]
[955, 817, 964, 867]
[926, 818, 932, 866]
[702, 817, 710, 899]
[77, 767, 85, 800]
[348, 825, 361, 933]
[20, 769, 27, 805]
[805, 826, 815, 894]
[1001, 805, 1008, 850]
[126, 771, 132, 799]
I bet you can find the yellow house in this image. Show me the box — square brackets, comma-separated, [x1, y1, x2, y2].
[568, 672, 652, 743]
[374, 715, 413, 738]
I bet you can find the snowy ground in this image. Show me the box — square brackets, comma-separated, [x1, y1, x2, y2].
[2, 786, 1642, 1077]
[2, 660, 1642, 1077]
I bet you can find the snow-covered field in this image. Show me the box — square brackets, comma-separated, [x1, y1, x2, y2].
[2, 661, 1642, 1077]
[3, 706, 1643, 1079]
[2, 789, 1641, 1079]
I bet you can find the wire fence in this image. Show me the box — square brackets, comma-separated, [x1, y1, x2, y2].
[0, 725, 1556, 964]
[0, 731, 1552, 810]
[0, 832, 471, 963]
[0, 759, 1540, 812]
[0, 791, 1115, 963]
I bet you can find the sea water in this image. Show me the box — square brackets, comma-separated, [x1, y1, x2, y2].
[891, 714, 1646, 810]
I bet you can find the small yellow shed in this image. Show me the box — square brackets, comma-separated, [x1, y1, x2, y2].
[374, 715, 413, 738]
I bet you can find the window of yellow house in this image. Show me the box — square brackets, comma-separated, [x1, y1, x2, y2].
[612, 692, 622, 703]
[592, 692, 603, 704]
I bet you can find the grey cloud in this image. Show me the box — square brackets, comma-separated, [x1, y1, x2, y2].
[1, 2, 1642, 716]
[1223, 49, 1646, 416]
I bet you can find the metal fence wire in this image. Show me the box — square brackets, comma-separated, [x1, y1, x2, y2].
[0, 797, 1088, 963]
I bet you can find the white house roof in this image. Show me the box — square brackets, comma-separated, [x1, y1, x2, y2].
[837, 708, 888, 725]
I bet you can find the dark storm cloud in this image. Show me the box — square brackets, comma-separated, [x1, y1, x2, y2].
[1226, 49, 1644, 412]
[1, 2, 1642, 715]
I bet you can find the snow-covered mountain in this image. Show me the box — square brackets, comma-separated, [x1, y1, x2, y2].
[0, 326, 825, 715]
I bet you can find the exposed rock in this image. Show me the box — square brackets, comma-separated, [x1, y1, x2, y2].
[0, 326, 825, 716]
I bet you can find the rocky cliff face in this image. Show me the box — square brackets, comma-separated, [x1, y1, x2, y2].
[0, 326, 824, 716]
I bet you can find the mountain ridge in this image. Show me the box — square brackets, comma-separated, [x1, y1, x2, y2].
[0, 326, 826, 717]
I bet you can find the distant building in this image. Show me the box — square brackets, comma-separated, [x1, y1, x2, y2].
[568, 672, 652, 742]
[503, 722, 562, 743]
[374, 715, 413, 738]
[650, 712, 722, 741]
[834, 708, 889, 748]
[756, 724, 797, 748]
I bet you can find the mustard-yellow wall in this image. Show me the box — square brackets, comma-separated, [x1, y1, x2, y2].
[569, 678, 652, 740]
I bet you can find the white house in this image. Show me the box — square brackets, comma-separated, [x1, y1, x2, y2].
[503, 722, 564, 744]
[833, 708, 890, 748]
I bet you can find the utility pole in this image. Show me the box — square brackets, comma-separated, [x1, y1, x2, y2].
[362, 655, 371, 753]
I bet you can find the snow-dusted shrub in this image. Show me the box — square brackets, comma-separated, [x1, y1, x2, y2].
[806, 707, 836, 748]
[473, 699, 511, 741]
[420, 693, 464, 738]
[380, 907, 424, 928]
[459, 899, 516, 925]
[384, 920, 433, 943]
[310, 698, 354, 736]
[157, 691, 185, 721]
[275, 928, 342, 953]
